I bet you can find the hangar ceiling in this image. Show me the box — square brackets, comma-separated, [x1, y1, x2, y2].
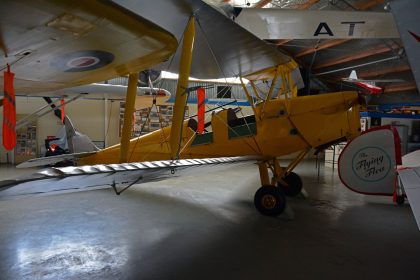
[209, 0, 418, 105]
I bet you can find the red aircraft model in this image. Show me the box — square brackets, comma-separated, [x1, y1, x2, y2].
[343, 70, 404, 95]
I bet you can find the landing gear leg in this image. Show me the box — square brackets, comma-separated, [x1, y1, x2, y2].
[272, 149, 309, 197]
[278, 172, 302, 197]
[396, 174, 405, 205]
[253, 162, 286, 216]
[253, 150, 309, 216]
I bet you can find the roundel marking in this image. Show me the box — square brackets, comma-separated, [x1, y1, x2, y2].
[51, 50, 114, 72]
[66, 56, 100, 69]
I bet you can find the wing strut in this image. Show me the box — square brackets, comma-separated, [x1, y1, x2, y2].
[169, 16, 195, 160]
[119, 73, 138, 163]
[111, 175, 143, 195]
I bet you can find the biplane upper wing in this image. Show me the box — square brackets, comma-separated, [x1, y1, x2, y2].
[0, 1, 298, 195]
[0, 0, 296, 95]
[0, 0, 178, 93]
[115, 0, 292, 79]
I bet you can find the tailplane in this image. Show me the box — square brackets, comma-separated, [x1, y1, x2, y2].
[17, 116, 98, 168]
[349, 70, 358, 80]
[64, 116, 99, 153]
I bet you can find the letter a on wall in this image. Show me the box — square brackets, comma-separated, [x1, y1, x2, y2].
[3, 65, 16, 150]
[313, 22, 334, 36]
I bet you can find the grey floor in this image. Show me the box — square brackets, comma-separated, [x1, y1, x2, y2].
[0, 160, 419, 280]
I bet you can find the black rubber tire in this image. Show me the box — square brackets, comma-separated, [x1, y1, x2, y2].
[278, 172, 303, 197]
[396, 195, 405, 205]
[254, 185, 286, 216]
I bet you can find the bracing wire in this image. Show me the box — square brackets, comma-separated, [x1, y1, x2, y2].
[195, 17, 262, 155]
[127, 18, 190, 162]
[104, 100, 113, 142]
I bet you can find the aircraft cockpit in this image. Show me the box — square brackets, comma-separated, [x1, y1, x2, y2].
[190, 108, 257, 146]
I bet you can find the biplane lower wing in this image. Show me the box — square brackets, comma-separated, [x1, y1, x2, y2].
[0, 157, 254, 200]
[16, 151, 97, 169]
[398, 149, 420, 230]
[398, 167, 420, 230]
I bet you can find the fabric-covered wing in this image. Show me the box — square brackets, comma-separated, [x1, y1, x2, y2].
[16, 151, 97, 168]
[111, 0, 292, 79]
[0, 0, 296, 94]
[0, 0, 296, 92]
[0, 0, 177, 93]
[16, 83, 171, 100]
[0, 157, 253, 200]
[398, 167, 420, 230]
[399, 149, 420, 230]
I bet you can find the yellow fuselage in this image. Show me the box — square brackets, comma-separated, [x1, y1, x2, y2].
[79, 91, 360, 165]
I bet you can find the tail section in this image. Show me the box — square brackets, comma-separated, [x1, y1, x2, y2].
[17, 116, 98, 168]
[349, 70, 358, 80]
[338, 125, 401, 195]
[17, 151, 97, 168]
[64, 116, 99, 153]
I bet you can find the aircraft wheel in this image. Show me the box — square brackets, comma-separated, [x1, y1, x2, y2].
[254, 185, 286, 216]
[278, 172, 302, 197]
[396, 195, 405, 205]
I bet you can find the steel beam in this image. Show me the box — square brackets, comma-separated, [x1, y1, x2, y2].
[315, 55, 401, 76]
[354, 0, 385, 10]
[295, 39, 351, 58]
[254, 0, 272, 8]
[295, 0, 320, 9]
[314, 44, 400, 70]
[276, 39, 293, 46]
[332, 64, 411, 80]
[356, 64, 411, 79]
[384, 82, 418, 94]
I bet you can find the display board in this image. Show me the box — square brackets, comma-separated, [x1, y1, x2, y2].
[119, 103, 188, 137]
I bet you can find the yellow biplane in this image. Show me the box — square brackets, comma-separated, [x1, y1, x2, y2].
[0, 0, 361, 216]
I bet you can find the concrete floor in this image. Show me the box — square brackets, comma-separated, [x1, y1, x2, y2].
[0, 160, 419, 280]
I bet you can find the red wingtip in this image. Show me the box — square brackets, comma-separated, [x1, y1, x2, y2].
[408, 30, 420, 42]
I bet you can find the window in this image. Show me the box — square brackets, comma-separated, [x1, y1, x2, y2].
[217, 86, 232, 98]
